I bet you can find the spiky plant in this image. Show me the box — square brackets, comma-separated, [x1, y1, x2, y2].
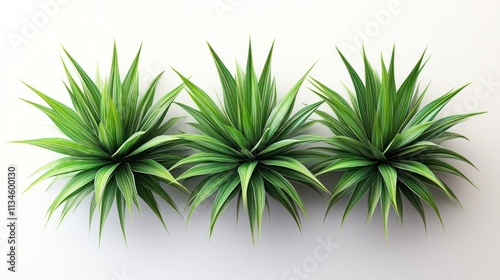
[171, 43, 328, 240]
[16, 44, 188, 241]
[311, 48, 482, 236]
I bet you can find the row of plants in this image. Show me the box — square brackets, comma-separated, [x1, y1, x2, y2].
[16, 42, 481, 242]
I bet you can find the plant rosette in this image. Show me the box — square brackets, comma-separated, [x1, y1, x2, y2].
[17, 44, 188, 242]
[311, 48, 482, 237]
[172, 42, 328, 241]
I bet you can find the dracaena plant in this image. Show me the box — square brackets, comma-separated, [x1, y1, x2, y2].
[171, 43, 328, 240]
[17, 44, 188, 241]
[311, 48, 482, 236]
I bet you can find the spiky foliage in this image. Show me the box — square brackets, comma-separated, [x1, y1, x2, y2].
[172, 43, 328, 240]
[311, 48, 482, 236]
[16, 44, 188, 241]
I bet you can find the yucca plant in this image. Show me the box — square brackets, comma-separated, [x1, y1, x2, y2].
[16, 44, 188, 241]
[311, 48, 482, 236]
[171, 42, 328, 240]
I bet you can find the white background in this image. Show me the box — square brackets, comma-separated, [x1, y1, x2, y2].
[1, 0, 499, 279]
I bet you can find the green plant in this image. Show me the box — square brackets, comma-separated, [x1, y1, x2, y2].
[16, 44, 187, 241]
[311, 48, 482, 236]
[172, 43, 328, 240]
